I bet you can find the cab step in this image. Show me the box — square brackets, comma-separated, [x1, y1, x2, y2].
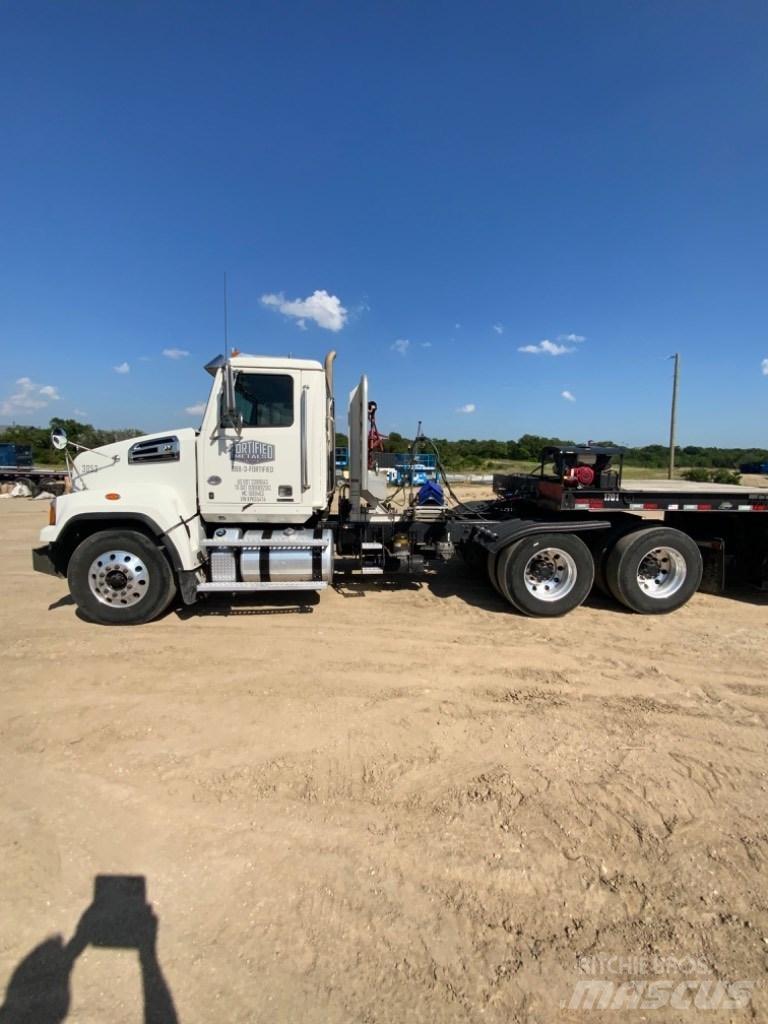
[359, 540, 384, 574]
[197, 581, 328, 593]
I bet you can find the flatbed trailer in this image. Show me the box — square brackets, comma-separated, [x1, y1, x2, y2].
[31, 353, 768, 623]
[494, 473, 768, 514]
[477, 448, 768, 610]
[0, 465, 69, 494]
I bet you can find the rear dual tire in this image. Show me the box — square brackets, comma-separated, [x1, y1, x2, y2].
[604, 526, 702, 614]
[593, 517, 646, 596]
[493, 534, 595, 617]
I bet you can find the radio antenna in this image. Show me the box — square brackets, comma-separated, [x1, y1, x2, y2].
[223, 271, 229, 359]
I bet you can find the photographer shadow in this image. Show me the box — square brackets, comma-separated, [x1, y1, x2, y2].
[0, 875, 177, 1024]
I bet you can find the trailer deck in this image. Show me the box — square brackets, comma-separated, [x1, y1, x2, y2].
[614, 479, 768, 494]
[493, 472, 768, 514]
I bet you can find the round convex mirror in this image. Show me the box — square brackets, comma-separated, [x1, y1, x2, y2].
[51, 427, 68, 451]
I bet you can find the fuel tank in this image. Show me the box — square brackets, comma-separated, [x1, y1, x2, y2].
[240, 528, 333, 584]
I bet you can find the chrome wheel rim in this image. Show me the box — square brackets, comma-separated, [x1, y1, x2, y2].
[523, 547, 577, 601]
[88, 550, 150, 607]
[637, 546, 687, 599]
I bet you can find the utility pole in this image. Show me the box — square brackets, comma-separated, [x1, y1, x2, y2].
[668, 353, 680, 479]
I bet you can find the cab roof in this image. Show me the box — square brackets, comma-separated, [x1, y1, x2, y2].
[205, 352, 324, 376]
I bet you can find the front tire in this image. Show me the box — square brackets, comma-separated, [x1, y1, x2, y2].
[495, 533, 595, 617]
[604, 526, 702, 614]
[68, 529, 176, 625]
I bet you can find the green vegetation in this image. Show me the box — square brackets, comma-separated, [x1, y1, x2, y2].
[3, 420, 766, 477]
[1, 419, 143, 465]
[364, 431, 768, 474]
[682, 467, 742, 485]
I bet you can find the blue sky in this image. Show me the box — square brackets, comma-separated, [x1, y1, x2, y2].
[1, 1, 766, 445]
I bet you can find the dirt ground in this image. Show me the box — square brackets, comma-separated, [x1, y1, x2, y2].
[1, 495, 767, 1023]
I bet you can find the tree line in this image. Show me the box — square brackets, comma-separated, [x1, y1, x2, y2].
[338, 430, 768, 471]
[2, 418, 765, 472]
[1, 419, 143, 464]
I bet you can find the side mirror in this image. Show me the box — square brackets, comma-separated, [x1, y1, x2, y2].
[51, 427, 68, 450]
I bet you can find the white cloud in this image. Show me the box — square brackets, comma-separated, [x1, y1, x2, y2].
[73, 408, 88, 417]
[561, 390, 576, 402]
[456, 403, 476, 414]
[493, 323, 504, 335]
[261, 289, 347, 332]
[185, 402, 207, 416]
[455, 323, 461, 329]
[762, 358, 768, 376]
[391, 338, 410, 355]
[518, 339, 574, 356]
[0, 377, 61, 416]
[421, 341, 433, 348]
[557, 333, 586, 343]
[163, 347, 190, 360]
[113, 362, 130, 374]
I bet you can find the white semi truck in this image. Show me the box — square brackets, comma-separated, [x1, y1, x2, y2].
[33, 350, 768, 624]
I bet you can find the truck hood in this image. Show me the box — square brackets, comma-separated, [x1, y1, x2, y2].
[72, 428, 198, 490]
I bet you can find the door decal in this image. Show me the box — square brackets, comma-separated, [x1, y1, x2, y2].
[229, 440, 276, 464]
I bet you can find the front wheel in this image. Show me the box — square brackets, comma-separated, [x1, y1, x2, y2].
[68, 529, 176, 625]
[495, 533, 595, 617]
[604, 527, 702, 614]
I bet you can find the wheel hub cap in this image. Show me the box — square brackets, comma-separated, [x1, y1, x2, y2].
[523, 547, 577, 601]
[88, 550, 150, 607]
[105, 569, 128, 590]
[637, 546, 687, 599]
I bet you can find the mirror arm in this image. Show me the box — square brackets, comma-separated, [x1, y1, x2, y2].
[67, 441, 119, 462]
[221, 364, 243, 435]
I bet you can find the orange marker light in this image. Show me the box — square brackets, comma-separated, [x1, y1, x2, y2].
[105, 493, 121, 501]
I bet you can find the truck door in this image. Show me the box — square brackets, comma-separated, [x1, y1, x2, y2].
[198, 368, 305, 521]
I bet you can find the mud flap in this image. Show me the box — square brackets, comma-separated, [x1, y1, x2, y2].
[177, 568, 202, 605]
[697, 539, 725, 594]
[32, 545, 61, 577]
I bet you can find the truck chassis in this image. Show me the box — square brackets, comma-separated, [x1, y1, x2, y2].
[31, 353, 768, 624]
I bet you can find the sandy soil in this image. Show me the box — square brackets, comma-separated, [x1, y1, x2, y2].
[1, 497, 767, 1023]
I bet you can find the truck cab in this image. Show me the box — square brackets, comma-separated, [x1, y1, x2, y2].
[33, 351, 338, 623]
[197, 352, 333, 525]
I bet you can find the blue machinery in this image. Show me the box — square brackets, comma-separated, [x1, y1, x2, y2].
[393, 452, 437, 486]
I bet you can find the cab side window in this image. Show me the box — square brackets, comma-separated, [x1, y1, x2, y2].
[234, 373, 294, 427]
